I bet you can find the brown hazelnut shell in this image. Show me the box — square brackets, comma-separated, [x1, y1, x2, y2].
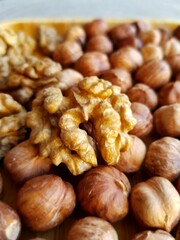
[16, 174, 76, 231]
[154, 103, 180, 137]
[130, 229, 175, 240]
[4, 140, 52, 184]
[101, 68, 133, 92]
[129, 102, 153, 137]
[158, 81, 180, 106]
[86, 35, 113, 54]
[77, 165, 131, 222]
[130, 176, 180, 232]
[115, 135, 146, 173]
[67, 216, 118, 240]
[127, 83, 158, 110]
[0, 201, 21, 240]
[84, 19, 108, 37]
[144, 137, 180, 181]
[74, 51, 110, 76]
[136, 59, 171, 89]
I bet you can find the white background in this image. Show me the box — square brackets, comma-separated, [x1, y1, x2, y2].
[0, 0, 180, 21]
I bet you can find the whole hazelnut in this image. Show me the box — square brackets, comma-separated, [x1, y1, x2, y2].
[53, 41, 83, 67]
[127, 83, 158, 110]
[74, 51, 110, 76]
[130, 176, 180, 232]
[114, 135, 146, 173]
[140, 29, 161, 45]
[166, 54, 180, 75]
[56, 68, 83, 90]
[176, 177, 180, 193]
[159, 27, 171, 44]
[130, 230, 175, 240]
[101, 68, 133, 92]
[162, 37, 180, 57]
[141, 44, 163, 62]
[16, 174, 76, 231]
[65, 25, 86, 45]
[4, 140, 52, 184]
[84, 19, 108, 37]
[154, 103, 180, 137]
[144, 137, 180, 181]
[117, 36, 142, 49]
[158, 81, 180, 106]
[86, 35, 113, 54]
[136, 59, 171, 89]
[173, 25, 180, 40]
[0, 201, 21, 240]
[77, 165, 131, 222]
[110, 46, 143, 72]
[133, 20, 151, 34]
[109, 23, 137, 43]
[129, 102, 153, 137]
[67, 216, 118, 240]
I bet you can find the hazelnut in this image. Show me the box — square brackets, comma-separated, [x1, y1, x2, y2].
[162, 37, 180, 57]
[4, 140, 52, 184]
[0, 201, 21, 240]
[166, 54, 180, 76]
[101, 68, 133, 92]
[77, 165, 131, 222]
[176, 177, 180, 193]
[159, 27, 171, 44]
[53, 41, 83, 67]
[86, 35, 113, 54]
[127, 83, 158, 110]
[136, 59, 171, 89]
[117, 36, 142, 49]
[130, 230, 175, 240]
[65, 25, 86, 45]
[84, 19, 108, 37]
[110, 46, 143, 72]
[176, 224, 180, 240]
[109, 23, 137, 43]
[16, 174, 76, 231]
[129, 102, 153, 137]
[144, 137, 180, 181]
[74, 51, 110, 76]
[130, 176, 180, 232]
[173, 25, 180, 40]
[133, 20, 151, 34]
[0, 172, 2, 194]
[154, 103, 180, 137]
[140, 29, 161, 45]
[158, 81, 180, 106]
[67, 216, 118, 240]
[56, 68, 83, 90]
[141, 44, 163, 62]
[114, 135, 146, 173]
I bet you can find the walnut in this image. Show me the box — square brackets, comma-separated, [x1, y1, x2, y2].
[0, 93, 26, 158]
[27, 77, 136, 175]
[38, 25, 62, 54]
[6, 56, 62, 103]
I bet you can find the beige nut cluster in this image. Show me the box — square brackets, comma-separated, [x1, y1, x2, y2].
[26, 76, 136, 175]
[0, 93, 26, 159]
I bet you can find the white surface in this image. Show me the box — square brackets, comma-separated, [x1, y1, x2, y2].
[0, 0, 180, 21]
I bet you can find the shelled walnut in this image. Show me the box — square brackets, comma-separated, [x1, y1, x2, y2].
[0, 93, 26, 159]
[26, 77, 136, 175]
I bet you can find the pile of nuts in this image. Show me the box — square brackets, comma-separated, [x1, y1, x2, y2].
[0, 18, 180, 240]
